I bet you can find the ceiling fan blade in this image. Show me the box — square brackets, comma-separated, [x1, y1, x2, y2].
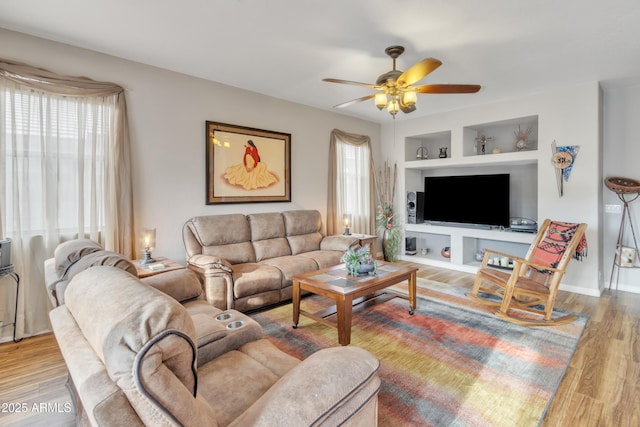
[322, 78, 378, 89]
[397, 58, 442, 86]
[333, 94, 376, 109]
[415, 84, 481, 94]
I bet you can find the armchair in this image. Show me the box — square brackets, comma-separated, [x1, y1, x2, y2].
[468, 219, 587, 326]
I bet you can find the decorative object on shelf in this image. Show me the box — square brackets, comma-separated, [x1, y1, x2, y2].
[474, 135, 493, 155]
[405, 236, 417, 255]
[550, 141, 580, 197]
[140, 228, 156, 265]
[416, 146, 429, 160]
[605, 176, 640, 289]
[438, 147, 448, 158]
[514, 125, 534, 151]
[375, 160, 400, 262]
[323, 45, 481, 118]
[343, 213, 352, 235]
[441, 246, 451, 258]
[341, 244, 377, 277]
[492, 147, 502, 154]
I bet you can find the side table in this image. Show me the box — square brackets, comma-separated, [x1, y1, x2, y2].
[0, 264, 21, 342]
[133, 256, 184, 278]
[349, 234, 377, 250]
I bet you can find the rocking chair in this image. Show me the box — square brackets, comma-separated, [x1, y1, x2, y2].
[467, 219, 587, 326]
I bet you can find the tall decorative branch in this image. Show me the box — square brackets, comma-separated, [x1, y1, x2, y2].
[375, 160, 397, 210]
[375, 160, 400, 262]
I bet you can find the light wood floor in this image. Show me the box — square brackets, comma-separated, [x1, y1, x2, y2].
[1, 263, 638, 426]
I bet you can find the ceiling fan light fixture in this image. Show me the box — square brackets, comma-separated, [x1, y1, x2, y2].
[323, 45, 481, 118]
[387, 98, 400, 116]
[402, 89, 417, 107]
[375, 92, 388, 110]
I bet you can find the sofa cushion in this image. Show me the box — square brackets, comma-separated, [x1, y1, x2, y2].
[197, 347, 283, 427]
[232, 263, 283, 298]
[297, 250, 345, 269]
[142, 268, 202, 303]
[203, 242, 256, 264]
[248, 213, 292, 261]
[260, 255, 319, 286]
[287, 232, 323, 255]
[253, 238, 292, 262]
[282, 210, 323, 236]
[54, 238, 103, 277]
[186, 214, 256, 264]
[248, 212, 285, 241]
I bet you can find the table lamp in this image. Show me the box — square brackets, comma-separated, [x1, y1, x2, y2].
[141, 228, 156, 264]
[343, 214, 352, 236]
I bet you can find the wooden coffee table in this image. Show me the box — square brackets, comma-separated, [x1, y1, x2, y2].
[292, 262, 418, 345]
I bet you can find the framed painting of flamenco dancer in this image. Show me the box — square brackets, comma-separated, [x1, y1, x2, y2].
[205, 121, 291, 204]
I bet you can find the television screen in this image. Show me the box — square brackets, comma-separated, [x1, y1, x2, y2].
[424, 174, 510, 228]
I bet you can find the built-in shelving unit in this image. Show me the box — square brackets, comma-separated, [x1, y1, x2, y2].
[401, 115, 540, 272]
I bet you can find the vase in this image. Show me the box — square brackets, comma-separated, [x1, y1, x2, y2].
[357, 263, 375, 276]
[382, 228, 399, 262]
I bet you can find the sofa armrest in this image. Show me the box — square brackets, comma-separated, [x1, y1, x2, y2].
[320, 235, 359, 252]
[187, 255, 235, 310]
[229, 346, 380, 427]
[187, 254, 234, 274]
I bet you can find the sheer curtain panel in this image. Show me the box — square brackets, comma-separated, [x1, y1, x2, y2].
[0, 59, 134, 341]
[327, 129, 375, 236]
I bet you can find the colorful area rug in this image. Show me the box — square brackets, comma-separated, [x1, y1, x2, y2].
[250, 279, 588, 427]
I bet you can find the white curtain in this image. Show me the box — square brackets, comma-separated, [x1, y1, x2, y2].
[0, 59, 133, 341]
[327, 129, 375, 235]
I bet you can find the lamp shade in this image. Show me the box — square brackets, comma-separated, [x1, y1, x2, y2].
[387, 98, 399, 116]
[141, 228, 156, 251]
[375, 92, 388, 110]
[402, 90, 417, 106]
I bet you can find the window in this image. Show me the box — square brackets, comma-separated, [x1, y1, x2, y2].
[335, 140, 372, 232]
[0, 59, 133, 341]
[2, 90, 109, 239]
[328, 129, 375, 235]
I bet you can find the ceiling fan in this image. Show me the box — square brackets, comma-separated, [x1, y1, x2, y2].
[323, 46, 481, 117]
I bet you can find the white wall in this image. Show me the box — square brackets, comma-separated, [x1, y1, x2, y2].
[0, 28, 380, 263]
[603, 84, 640, 293]
[381, 83, 603, 296]
[3, 28, 637, 296]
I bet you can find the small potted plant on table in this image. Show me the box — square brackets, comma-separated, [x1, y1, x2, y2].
[341, 244, 377, 277]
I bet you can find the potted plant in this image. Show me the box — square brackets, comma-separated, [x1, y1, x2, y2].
[341, 244, 377, 277]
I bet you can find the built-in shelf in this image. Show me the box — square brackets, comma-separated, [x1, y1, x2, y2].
[463, 115, 538, 157]
[403, 224, 535, 273]
[405, 131, 451, 162]
[402, 115, 540, 273]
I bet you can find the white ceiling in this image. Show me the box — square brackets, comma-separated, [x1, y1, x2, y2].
[1, 0, 640, 123]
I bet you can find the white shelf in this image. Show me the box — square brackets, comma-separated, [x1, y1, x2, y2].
[405, 223, 536, 244]
[404, 149, 538, 171]
[402, 115, 540, 273]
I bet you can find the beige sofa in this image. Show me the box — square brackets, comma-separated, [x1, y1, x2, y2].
[183, 210, 358, 311]
[50, 266, 381, 426]
[44, 238, 266, 365]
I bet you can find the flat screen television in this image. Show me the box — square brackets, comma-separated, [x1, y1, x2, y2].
[424, 173, 510, 228]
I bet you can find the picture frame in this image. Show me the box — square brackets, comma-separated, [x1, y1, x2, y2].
[205, 121, 291, 204]
[616, 245, 637, 267]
